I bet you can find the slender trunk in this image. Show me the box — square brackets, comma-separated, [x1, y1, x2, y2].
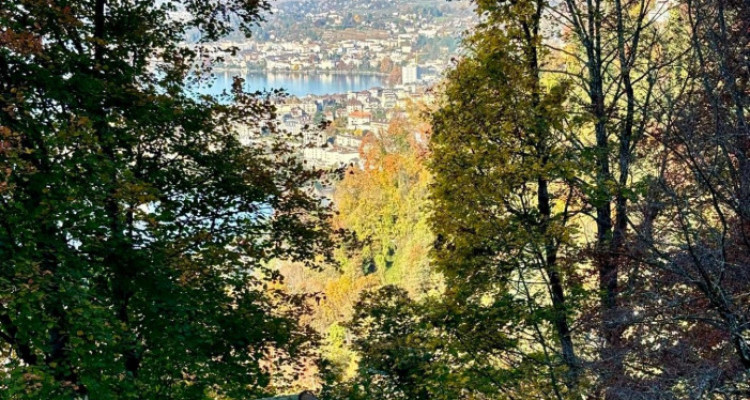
[725, 314, 750, 370]
[578, 0, 624, 393]
[602, 0, 640, 396]
[525, 8, 580, 385]
[539, 176, 579, 386]
[93, 0, 141, 379]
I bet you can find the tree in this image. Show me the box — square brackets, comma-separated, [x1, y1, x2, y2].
[330, 286, 463, 400]
[429, 0, 586, 397]
[379, 57, 394, 75]
[0, 0, 334, 398]
[345, 287, 435, 400]
[623, 0, 750, 394]
[542, 0, 669, 394]
[387, 67, 403, 86]
[326, 0, 748, 397]
[336, 114, 433, 292]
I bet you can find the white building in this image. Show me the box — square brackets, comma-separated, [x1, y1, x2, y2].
[300, 101, 318, 115]
[336, 134, 363, 149]
[402, 64, 419, 84]
[347, 110, 372, 130]
[301, 147, 360, 169]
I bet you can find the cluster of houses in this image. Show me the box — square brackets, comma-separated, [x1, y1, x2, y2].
[241, 86, 435, 169]
[206, 0, 475, 82]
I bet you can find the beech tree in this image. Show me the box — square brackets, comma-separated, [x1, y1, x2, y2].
[0, 0, 333, 398]
[429, 0, 586, 397]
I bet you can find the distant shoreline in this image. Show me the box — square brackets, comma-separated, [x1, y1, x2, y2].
[199, 69, 393, 98]
[213, 68, 389, 78]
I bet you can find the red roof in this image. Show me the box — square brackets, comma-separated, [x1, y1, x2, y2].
[349, 111, 371, 119]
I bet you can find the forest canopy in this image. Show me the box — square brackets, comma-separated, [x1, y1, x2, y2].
[334, 0, 750, 399]
[1, 0, 749, 399]
[0, 0, 335, 398]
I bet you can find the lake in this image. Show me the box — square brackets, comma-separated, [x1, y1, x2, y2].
[196, 71, 389, 97]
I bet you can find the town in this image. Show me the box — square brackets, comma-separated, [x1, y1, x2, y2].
[205, 0, 474, 77]
[193, 0, 475, 169]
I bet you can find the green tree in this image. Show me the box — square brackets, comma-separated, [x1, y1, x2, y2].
[429, 0, 586, 397]
[329, 286, 463, 400]
[0, 0, 333, 398]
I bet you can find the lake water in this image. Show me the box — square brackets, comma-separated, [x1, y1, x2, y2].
[196, 71, 389, 97]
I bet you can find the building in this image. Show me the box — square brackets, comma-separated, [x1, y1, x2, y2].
[347, 110, 372, 130]
[300, 101, 318, 115]
[381, 91, 398, 108]
[346, 99, 364, 113]
[402, 63, 419, 84]
[336, 134, 362, 149]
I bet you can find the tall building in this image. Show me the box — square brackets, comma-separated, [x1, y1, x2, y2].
[402, 63, 419, 84]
